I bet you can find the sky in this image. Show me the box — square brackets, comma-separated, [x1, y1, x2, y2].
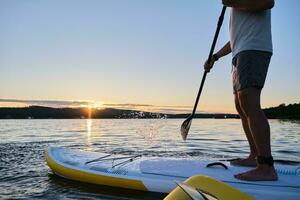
[0, 0, 299, 113]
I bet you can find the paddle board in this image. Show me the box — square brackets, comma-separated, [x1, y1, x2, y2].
[46, 147, 300, 200]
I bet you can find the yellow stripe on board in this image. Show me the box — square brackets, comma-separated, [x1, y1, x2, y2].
[45, 150, 148, 191]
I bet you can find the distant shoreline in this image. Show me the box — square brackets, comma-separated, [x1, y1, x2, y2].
[0, 103, 299, 119]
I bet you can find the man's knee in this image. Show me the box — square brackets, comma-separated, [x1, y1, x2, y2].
[238, 88, 261, 117]
[234, 96, 246, 118]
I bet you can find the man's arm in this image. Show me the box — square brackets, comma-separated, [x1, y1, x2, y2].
[215, 41, 231, 59]
[222, 0, 274, 12]
[204, 41, 231, 72]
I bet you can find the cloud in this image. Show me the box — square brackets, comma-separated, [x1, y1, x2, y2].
[102, 103, 193, 113]
[103, 103, 192, 109]
[103, 103, 154, 107]
[0, 98, 91, 107]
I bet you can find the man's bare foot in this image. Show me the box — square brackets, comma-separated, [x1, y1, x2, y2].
[234, 165, 278, 181]
[230, 156, 257, 167]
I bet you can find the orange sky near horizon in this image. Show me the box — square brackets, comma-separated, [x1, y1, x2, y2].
[0, 98, 291, 114]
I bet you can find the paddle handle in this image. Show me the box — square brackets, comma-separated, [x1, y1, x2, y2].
[207, 6, 227, 65]
[191, 6, 226, 116]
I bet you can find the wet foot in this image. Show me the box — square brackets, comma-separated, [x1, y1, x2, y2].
[230, 157, 257, 167]
[234, 165, 278, 181]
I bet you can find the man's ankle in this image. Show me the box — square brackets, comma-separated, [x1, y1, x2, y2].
[256, 155, 274, 167]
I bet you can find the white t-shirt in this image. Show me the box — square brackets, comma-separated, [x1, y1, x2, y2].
[229, 8, 273, 58]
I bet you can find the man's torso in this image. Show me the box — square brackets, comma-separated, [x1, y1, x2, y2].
[229, 8, 273, 58]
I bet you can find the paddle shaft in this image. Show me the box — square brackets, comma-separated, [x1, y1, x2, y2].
[191, 6, 226, 116]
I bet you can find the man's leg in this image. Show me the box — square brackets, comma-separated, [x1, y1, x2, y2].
[231, 94, 257, 166]
[235, 87, 277, 181]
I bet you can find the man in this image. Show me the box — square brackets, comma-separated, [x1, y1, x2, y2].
[204, 0, 277, 181]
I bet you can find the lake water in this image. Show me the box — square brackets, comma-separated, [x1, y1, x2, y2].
[1, 119, 299, 199]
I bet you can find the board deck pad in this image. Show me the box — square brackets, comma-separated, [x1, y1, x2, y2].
[140, 159, 300, 187]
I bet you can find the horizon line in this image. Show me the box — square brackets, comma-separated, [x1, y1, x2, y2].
[0, 98, 198, 114]
[2, 98, 297, 114]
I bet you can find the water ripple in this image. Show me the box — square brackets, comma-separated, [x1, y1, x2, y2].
[0, 119, 299, 199]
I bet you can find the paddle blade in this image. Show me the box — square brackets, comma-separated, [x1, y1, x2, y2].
[180, 116, 192, 141]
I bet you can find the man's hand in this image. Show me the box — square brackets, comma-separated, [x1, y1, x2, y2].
[204, 42, 231, 72]
[204, 56, 217, 72]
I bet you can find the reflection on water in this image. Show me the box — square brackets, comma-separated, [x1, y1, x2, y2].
[0, 119, 299, 199]
[86, 119, 92, 145]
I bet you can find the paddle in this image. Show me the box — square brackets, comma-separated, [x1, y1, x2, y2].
[181, 6, 227, 140]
